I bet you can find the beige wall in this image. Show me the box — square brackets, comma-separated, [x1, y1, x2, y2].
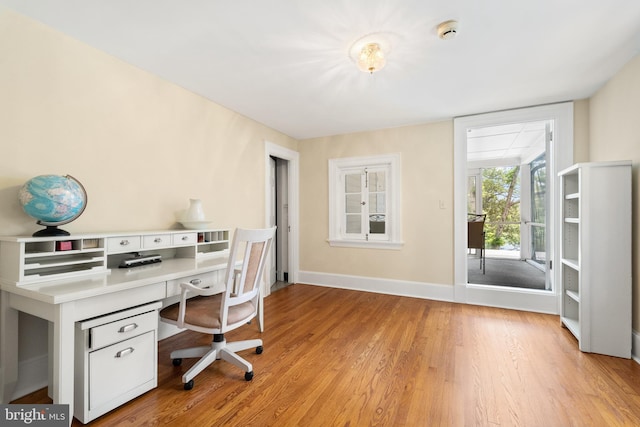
[588, 53, 640, 331]
[0, 9, 297, 384]
[572, 99, 590, 163]
[0, 10, 297, 237]
[299, 122, 454, 285]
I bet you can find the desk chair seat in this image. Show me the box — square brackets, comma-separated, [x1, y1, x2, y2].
[160, 295, 256, 330]
[159, 227, 275, 390]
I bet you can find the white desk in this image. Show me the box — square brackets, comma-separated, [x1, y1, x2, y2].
[0, 230, 235, 425]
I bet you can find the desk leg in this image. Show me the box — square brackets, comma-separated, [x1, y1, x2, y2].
[0, 290, 18, 403]
[52, 303, 75, 425]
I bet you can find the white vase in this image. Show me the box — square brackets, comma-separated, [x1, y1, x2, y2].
[185, 198, 205, 221]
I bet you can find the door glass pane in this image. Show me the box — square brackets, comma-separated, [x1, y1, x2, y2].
[531, 225, 546, 263]
[467, 176, 477, 213]
[530, 155, 546, 224]
[530, 154, 546, 263]
[482, 166, 520, 250]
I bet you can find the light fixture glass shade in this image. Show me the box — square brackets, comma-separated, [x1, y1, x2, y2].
[357, 42, 386, 74]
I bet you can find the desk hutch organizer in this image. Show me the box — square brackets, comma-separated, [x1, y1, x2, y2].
[0, 229, 229, 285]
[558, 161, 631, 359]
[0, 229, 230, 423]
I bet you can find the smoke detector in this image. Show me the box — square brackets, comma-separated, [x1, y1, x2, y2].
[437, 20, 459, 40]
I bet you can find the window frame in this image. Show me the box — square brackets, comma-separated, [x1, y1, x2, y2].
[328, 153, 403, 249]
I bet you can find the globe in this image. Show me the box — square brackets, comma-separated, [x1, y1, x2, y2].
[18, 175, 87, 237]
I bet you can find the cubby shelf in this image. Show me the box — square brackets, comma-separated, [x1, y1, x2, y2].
[0, 229, 230, 286]
[565, 289, 580, 303]
[561, 317, 580, 339]
[561, 258, 579, 271]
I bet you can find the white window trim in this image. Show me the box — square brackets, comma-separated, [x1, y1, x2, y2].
[328, 153, 403, 249]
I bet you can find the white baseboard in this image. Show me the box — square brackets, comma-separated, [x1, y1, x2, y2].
[12, 353, 48, 401]
[297, 271, 454, 302]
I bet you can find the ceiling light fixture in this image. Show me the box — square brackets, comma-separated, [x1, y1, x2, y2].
[357, 42, 386, 74]
[349, 33, 393, 75]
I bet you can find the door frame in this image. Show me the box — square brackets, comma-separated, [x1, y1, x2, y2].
[264, 141, 300, 295]
[453, 103, 573, 313]
[274, 158, 289, 282]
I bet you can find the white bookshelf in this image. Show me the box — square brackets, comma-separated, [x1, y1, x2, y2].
[558, 161, 631, 358]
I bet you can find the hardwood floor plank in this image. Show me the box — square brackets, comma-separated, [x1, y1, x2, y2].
[12, 284, 640, 426]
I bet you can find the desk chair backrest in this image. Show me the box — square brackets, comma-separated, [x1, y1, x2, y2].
[219, 227, 275, 333]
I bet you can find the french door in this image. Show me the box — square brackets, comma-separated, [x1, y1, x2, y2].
[525, 123, 552, 289]
[454, 102, 574, 314]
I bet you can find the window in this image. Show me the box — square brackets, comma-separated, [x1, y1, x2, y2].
[328, 154, 402, 249]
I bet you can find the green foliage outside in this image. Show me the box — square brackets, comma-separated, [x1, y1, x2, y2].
[482, 166, 520, 249]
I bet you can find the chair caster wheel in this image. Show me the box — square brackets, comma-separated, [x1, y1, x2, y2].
[245, 371, 254, 381]
[172, 358, 182, 366]
[256, 346, 263, 354]
[184, 379, 194, 390]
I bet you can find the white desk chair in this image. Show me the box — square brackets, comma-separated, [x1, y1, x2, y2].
[159, 227, 275, 390]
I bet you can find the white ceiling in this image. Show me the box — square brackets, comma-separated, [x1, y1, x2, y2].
[467, 121, 547, 165]
[2, 0, 640, 140]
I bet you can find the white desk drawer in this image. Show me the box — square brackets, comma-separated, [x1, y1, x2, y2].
[89, 331, 155, 410]
[90, 310, 157, 350]
[107, 236, 141, 253]
[166, 271, 220, 297]
[142, 234, 171, 249]
[172, 232, 197, 246]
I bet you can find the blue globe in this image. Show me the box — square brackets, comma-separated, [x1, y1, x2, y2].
[18, 175, 87, 236]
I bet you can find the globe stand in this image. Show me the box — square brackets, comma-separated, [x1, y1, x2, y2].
[33, 225, 71, 237]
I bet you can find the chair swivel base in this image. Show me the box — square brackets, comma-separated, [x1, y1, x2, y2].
[170, 333, 263, 390]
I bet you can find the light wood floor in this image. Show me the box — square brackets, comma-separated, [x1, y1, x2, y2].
[15, 284, 640, 426]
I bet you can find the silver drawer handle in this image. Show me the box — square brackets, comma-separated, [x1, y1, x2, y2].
[190, 279, 202, 285]
[120, 240, 130, 246]
[115, 347, 135, 358]
[154, 238, 162, 243]
[118, 323, 138, 333]
[182, 236, 188, 241]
